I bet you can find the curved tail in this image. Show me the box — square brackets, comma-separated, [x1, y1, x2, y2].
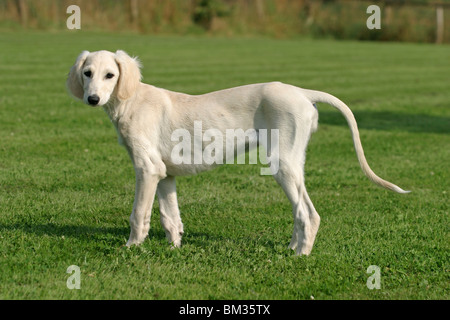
[301, 88, 410, 194]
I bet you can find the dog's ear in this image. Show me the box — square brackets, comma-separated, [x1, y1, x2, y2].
[115, 50, 142, 101]
[67, 51, 90, 100]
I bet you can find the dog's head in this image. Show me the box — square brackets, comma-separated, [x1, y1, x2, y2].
[67, 50, 142, 106]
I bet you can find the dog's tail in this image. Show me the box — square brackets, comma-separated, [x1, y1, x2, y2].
[301, 88, 410, 194]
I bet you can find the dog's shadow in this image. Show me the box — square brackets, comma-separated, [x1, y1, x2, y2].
[1, 221, 285, 256]
[319, 110, 450, 134]
[0, 222, 129, 244]
[151, 229, 286, 256]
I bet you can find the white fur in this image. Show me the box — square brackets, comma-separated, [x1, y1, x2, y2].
[67, 50, 409, 255]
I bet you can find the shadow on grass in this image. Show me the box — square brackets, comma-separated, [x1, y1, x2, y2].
[0, 222, 129, 241]
[2, 221, 291, 255]
[175, 230, 290, 256]
[318, 110, 450, 134]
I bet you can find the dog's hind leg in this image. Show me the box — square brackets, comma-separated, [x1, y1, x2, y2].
[292, 182, 320, 255]
[268, 119, 320, 255]
[157, 176, 184, 247]
[273, 160, 319, 256]
[301, 188, 320, 252]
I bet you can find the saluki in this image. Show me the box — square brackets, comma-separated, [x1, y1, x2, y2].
[67, 50, 409, 255]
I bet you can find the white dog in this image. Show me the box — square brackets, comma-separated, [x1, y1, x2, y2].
[67, 50, 409, 255]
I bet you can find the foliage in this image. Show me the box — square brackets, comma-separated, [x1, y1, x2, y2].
[192, 0, 230, 30]
[0, 0, 448, 43]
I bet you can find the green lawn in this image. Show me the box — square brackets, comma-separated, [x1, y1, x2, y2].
[0, 31, 448, 299]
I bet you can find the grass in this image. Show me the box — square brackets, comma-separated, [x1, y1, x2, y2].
[0, 31, 448, 300]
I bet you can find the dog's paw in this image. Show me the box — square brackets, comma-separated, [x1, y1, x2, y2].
[288, 240, 298, 251]
[170, 239, 182, 249]
[295, 249, 311, 256]
[125, 240, 136, 247]
[125, 234, 147, 247]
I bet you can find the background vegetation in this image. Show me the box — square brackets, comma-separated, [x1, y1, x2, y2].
[0, 0, 449, 43]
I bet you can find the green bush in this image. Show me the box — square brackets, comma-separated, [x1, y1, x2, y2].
[192, 0, 230, 30]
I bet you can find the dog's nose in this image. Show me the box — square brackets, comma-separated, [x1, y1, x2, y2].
[88, 95, 100, 106]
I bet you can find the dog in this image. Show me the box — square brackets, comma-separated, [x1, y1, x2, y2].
[67, 50, 409, 255]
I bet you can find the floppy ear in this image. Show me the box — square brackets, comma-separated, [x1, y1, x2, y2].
[67, 50, 90, 100]
[115, 50, 142, 101]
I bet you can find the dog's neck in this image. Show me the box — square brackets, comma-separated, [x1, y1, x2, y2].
[103, 96, 127, 124]
[102, 97, 130, 147]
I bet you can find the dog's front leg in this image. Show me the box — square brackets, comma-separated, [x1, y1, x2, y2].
[126, 166, 160, 247]
[157, 176, 184, 248]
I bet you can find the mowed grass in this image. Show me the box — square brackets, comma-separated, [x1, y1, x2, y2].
[0, 31, 448, 300]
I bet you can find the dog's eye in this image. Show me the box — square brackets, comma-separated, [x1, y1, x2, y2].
[106, 73, 114, 79]
[84, 71, 92, 78]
